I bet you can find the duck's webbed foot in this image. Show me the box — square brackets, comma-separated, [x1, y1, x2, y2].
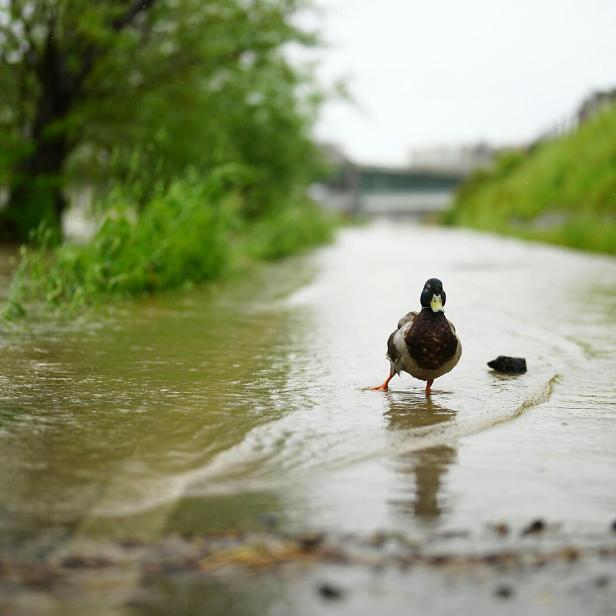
[369, 372, 394, 391]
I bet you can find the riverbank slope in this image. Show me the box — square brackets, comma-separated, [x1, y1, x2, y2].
[445, 103, 616, 255]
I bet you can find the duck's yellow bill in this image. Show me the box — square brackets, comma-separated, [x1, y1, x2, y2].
[430, 294, 444, 312]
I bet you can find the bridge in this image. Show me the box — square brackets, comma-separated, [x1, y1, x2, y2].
[314, 163, 466, 216]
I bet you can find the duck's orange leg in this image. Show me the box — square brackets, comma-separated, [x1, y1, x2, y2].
[425, 379, 434, 396]
[369, 372, 395, 391]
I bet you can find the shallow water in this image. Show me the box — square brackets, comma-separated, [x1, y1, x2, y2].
[1, 222, 615, 613]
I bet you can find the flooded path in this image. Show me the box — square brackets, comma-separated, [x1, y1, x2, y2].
[1, 222, 615, 614]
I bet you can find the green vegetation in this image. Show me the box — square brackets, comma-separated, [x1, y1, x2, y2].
[1, 0, 338, 319]
[0, 0, 325, 242]
[4, 173, 335, 319]
[445, 104, 616, 255]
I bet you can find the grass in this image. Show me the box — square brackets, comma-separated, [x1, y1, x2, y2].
[445, 103, 616, 255]
[3, 174, 336, 319]
[245, 200, 335, 261]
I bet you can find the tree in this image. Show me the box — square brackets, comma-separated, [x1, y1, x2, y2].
[0, 0, 321, 242]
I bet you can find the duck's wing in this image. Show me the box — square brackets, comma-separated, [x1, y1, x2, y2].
[386, 311, 417, 372]
[386, 330, 399, 364]
[397, 311, 418, 329]
[447, 318, 461, 351]
[447, 317, 462, 354]
[439, 317, 462, 372]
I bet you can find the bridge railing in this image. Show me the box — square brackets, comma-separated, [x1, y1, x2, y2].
[313, 165, 465, 216]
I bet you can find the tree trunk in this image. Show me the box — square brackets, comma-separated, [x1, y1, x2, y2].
[1, 137, 69, 244]
[0, 2, 158, 244]
[0, 24, 72, 244]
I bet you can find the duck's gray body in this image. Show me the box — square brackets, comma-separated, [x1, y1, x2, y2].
[386, 308, 462, 382]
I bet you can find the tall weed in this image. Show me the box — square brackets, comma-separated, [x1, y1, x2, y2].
[4, 174, 336, 318]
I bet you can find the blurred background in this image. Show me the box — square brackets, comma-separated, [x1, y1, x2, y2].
[311, 0, 616, 240]
[316, 0, 616, 163]
[1, 0, 615, 299]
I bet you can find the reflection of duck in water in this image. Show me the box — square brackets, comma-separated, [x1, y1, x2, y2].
[385, 395, 457, 521]
[370, 278, 461, 395]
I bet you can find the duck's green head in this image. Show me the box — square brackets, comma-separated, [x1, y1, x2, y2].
[420, 278, 446, 313]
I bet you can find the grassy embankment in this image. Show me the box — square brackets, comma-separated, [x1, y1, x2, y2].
[3, 172, 335, 319]
[445, 103, 616, 255]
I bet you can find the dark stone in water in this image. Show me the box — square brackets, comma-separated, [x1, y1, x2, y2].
[494, 584, 514, 599]
[257, 513, 279, 530]
[318, 583, 345, 600]
[296, 533, 325, 552]
[521, 519, 545, 536]
[491, 522, 510, 537]
[595, 575, 610, 588]
[60, 555, 112, 569]
[487, 356, 527, 374]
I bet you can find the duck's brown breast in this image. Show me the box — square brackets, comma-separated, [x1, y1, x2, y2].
[404, 310, 458, 370]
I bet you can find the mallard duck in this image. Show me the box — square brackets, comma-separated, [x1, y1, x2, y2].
[369, 278, 461, 395]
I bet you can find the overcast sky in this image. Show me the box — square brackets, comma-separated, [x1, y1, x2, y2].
[312, 0, 616, 165]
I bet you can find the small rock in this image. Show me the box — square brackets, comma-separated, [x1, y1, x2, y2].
[494, 584, 514, 599]
[258, 513, 279, 529]
[560, 547, 580, 562]
[367, 531, 387, 548]
[119, 538, 142, 549]
[521, 519, 545, 536]
[318, 583, 345, 600]
[428, 555, 450, 567]
[296, 533, 325, 552]
[595, 575, 610, 588]
[438, 529, 470, 539]
[487, 356, 527, 374]
[60, 556, 112, 569]
[491, 523, 510, 537]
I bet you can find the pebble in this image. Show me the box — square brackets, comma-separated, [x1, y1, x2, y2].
[492, 523, 510, 537]
[258, 513, 279, 530]
[318, 583, 345, 600]
[595, 575, 610, 588]
[296, 533, 325, 552]
[521, 519, 545, 536]
[494, 584, 514, 599]
[60, 556, 112, 569]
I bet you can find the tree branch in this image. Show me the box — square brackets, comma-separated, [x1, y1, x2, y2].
[111, 0, 158, 32]
[72, 0, 159, 95]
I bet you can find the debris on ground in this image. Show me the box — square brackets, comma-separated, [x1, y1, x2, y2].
[521, 519, 546, 536]
[318, 582, 345, 600]
[494, 584, 514, 599]
[1, 524, 615, 592]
